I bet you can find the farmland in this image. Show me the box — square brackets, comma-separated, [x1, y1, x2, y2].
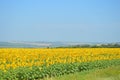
[0, 48, 120, 80]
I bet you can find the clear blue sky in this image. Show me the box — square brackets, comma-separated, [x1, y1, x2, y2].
[0, 0, 120, 42]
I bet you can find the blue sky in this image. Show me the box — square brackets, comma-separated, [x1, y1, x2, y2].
[0, 0, 120, 42]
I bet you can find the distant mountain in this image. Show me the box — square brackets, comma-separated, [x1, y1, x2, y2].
[0, 41, 51, 48]
[0, 41, 120, 48]
[0, 41, 87, 48]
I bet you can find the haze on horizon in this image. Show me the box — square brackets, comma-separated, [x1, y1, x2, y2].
[0, 0, 120, 42]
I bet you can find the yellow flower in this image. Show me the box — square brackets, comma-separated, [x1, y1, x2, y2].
[0, 48, 120, 71]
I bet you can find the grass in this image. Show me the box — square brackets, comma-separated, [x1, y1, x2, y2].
[43, 65, 120, 80]
[86, 65, 120, 80]
[1, 59, 120, 80]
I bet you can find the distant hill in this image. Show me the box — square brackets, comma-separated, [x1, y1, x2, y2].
[0, 41, 120, 48]
[0, 41, 65, 48]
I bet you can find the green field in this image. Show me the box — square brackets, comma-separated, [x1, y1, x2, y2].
[44, 65, 120, 80]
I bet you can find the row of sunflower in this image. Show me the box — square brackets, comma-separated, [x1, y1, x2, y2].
[0, 48, 120, 71]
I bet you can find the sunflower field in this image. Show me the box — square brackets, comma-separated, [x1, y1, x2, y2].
[0, 48, 120, 80]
